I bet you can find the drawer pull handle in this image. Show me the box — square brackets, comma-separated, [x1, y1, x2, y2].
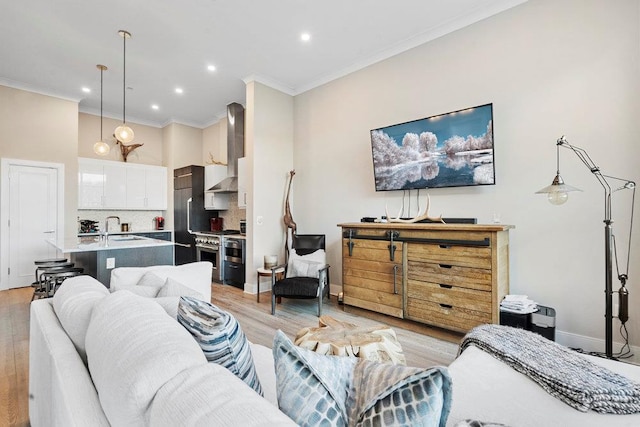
[439, 284, 453, 289]
[392, 264, 399, 294]
[439, 264, 452, 269]
[439, 303, 453, 309]
[439, 245, 451, 249]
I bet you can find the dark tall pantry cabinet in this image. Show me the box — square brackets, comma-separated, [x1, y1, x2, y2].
[173, 165, 212, 265]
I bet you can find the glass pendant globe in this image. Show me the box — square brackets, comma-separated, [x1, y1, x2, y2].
[93, 140, 110, 156]
[114, 125, 135, 143]
[548, 191, 568, 205]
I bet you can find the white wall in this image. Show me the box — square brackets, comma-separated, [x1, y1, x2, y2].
[292, 0, 640, 351]
[245, 81, 294, 293]
[78, 112, 164, 165]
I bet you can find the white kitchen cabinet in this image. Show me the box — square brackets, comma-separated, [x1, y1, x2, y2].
[78, 160, 105, 209]
[126, 164, 167, 210]
[204, 164, 230, 210]
[78, 158, 166, 210]
[237, 157, 247, 209]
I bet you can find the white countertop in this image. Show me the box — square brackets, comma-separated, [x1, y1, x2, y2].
[77, 229, 172, 237]
[50, 235, 174, 253]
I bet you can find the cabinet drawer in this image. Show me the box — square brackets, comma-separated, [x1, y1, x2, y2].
[407, 243, 491, 269]
[407, 260, 491, 291]
[343, 239, 402, 263]
[406, 279, 492, 313]
[406, 298, 490, 333]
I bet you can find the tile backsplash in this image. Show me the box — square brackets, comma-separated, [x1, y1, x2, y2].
[217, 193, 246, 231]
[78, 210, 164, 233]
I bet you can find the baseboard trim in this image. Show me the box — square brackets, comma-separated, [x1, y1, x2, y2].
[556, 330, 639, 364]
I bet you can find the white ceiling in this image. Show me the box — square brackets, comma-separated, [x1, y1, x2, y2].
[0, 0, 527, 129]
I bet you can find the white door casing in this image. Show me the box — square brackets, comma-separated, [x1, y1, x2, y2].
[0, 159, 65, 290]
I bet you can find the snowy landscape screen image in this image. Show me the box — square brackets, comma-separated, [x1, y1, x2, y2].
[370, 103, 494, 191]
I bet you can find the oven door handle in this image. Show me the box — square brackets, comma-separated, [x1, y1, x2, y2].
[175, 242, 192, 248]
[187, 197, 193, 234]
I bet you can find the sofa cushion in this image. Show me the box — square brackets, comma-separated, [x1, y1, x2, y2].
[273, 330, 452, 427]
[109, 261, 212, 301]
[85, 290, 207, 426]
[148, 363, 297, 426]
[157, 276, 206, 300]
[52, 275, 109, 364]
[137, 270, 166, 288]
[177, 297, 263, 395]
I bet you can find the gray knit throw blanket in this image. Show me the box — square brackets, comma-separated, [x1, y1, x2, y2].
[459, 324, 640, 414]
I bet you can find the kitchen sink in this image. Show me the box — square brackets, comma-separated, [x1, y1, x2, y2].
[109, 236, 145, 241]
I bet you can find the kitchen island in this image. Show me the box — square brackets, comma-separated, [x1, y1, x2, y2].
[50, 235, 174, 288]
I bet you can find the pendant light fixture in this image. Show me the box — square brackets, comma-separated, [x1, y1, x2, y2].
[93, 64, 110, 155]
[114, 30, 134, 143]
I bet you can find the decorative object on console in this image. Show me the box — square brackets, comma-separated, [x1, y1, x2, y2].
[536, 135, 636, 359]
[92, 64, 110, 156]
[113, 30, 135, 144]
[385, 194, 445, 223]
[370, 103, 494, 191]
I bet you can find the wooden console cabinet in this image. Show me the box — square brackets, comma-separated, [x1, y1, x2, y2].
[338, 223, 513, 334]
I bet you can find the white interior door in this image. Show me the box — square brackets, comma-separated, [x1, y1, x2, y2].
[4, 163, 60, 289]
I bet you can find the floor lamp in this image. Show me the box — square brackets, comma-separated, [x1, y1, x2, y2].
[536, 135, 636, 359]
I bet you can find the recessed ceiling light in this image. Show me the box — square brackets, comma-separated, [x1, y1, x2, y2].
[151, 104, 159, 110]
[301, 33, 311, 42]
[175, 87, 184, 94]
[207, 64, 216, 72]
[82, 87, 91, 93]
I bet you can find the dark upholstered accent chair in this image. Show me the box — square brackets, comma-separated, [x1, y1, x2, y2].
[271, 234, 330, 316]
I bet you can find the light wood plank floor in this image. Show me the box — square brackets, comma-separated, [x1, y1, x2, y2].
[0, 284, 459, 427]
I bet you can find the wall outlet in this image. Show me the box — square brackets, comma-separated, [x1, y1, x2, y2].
[106, 257, 115, 269]
[256, 216, 264, 226]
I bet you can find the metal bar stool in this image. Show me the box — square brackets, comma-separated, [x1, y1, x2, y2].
[32, 259, 71, 300]
[47, 267, 85, 296]
[39, 266, 84, 298]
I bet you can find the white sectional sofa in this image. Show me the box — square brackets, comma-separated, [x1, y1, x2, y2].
[29, 265, 296, 427]
[28, 262, 640, 427]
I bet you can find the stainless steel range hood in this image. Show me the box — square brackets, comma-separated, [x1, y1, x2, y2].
[209, 102, 244, 192]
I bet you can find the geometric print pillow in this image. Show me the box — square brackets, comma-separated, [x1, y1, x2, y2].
[349, 358, 452, 426]
[177, 297, 263, 396]
[273, 330, 452, 427]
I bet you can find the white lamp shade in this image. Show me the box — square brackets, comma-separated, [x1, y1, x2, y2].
[93, 140, 110, 155]
[114, 124, 135, 143]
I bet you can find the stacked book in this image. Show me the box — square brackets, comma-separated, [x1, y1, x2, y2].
[500, 294, 538, 314]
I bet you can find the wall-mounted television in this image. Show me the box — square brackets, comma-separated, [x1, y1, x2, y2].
[370, 103, 495, 191]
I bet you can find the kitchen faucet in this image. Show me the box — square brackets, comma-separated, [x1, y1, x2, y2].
[103, 216, 121, 239]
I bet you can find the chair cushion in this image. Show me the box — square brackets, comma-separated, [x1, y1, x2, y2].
[286, 249, 326, 279]
[273, 277, 320, 298]
[273, 330, 452, 427]
[177, 297, 263, 395]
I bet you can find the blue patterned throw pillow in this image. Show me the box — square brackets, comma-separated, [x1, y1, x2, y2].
[273, 330, 452, 427]
[177, 297, 263, 395]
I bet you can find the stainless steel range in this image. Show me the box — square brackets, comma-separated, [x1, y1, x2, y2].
[193, 230, 240, 283]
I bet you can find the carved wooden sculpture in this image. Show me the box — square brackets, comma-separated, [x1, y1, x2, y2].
[283, 170, 297, 262]
[115, 139, 144, 162]
[295, 315, 406, 365]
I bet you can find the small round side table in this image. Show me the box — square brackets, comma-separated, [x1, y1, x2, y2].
[256, 267, 284, 303]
